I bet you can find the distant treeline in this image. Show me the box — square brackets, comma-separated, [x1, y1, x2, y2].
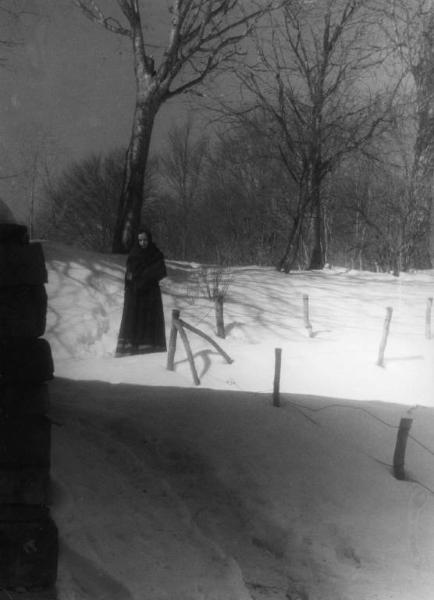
[36, 113, 428, 275]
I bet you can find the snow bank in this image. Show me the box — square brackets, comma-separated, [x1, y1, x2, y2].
[41, 242, 434, 600]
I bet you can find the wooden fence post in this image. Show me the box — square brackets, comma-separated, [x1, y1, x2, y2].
[425, 297, 433, 340]
[393, 418, 413, 480]
[166, 309, 180, 371]
[377, 306, 393, 367]
[215, 294, 225, 339]
[303, 294, 313, 338]
[273, 348, 282, 407]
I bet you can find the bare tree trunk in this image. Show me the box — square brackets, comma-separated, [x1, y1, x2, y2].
[308, 176, 325, 270]
[112, 99, 157, 253]
[277, 188, 311, 272]
[109, 4, 160, 254]
[309, 201, 324, 269]
[278, 218, 297, 272]
[277, 215, 304, 272]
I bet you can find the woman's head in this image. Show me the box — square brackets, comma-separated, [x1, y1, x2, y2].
[137, 228, 152, 249]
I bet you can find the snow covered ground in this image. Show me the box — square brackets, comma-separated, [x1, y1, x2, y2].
[42, 241, 434, 600]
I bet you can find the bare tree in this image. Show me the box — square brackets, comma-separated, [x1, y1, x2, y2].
[158, 117, 208, 260]
[368, 0, 434, 269]
[44, 150, 125, 252]
[74, 0, 276, 253]
[44, 149, 162, 252]
[383, 0, 434, 267]
[12, 125, 62, 238]
[194, 121, 292, 265]
[329, 146, 428, 274]
[230, 0, 396, 271]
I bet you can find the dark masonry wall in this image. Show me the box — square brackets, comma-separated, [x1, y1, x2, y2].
[0, 223, 58, 599]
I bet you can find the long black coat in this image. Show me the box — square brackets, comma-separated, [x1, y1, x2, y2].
[115, 242, 167, 356]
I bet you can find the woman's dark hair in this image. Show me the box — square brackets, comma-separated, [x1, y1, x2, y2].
[137, 227, 152, 243]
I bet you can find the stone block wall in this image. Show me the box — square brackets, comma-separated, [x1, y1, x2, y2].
[0, 224, 57, 598]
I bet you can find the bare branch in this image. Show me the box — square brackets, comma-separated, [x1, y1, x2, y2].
[73, 0, 132, 37]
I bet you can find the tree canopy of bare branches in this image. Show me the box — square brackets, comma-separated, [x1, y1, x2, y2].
[74, 0, 277, 252]
[381, 0, 434, 267]
[224, 0, 397, 270]
[158, 118, 208, 260]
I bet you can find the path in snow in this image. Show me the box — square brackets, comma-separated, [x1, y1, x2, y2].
[49, 377, 434, 600]
[50, 386, 294, 600]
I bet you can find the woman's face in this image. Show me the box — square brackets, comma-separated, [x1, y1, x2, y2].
[138, 232, 149, 248]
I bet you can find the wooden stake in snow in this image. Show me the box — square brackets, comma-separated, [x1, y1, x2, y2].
[215, 294, 225, 338]
[166, 309, 180, 371]
[273, 348, 282, 407]
[425, 297, 433, 340]
[376, 306, 393, 367]
[393, 417, 413, 480]
[303, 294, 313, 338]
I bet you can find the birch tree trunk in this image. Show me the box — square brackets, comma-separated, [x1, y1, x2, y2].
[112, 99, 158, 252]
[111, 7, 161, 253]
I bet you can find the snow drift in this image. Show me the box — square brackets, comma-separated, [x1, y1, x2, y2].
[42, 241, 434, 600]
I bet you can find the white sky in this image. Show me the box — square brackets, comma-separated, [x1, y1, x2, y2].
[44, 241, 434, 600]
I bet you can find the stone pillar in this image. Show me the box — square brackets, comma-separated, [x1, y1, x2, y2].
[0, 223, 57, 598]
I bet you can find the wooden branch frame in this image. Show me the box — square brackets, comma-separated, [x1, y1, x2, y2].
[166, 309, 233, 385]
[178, 318, 233, 364]
[177, 319, 200, 385]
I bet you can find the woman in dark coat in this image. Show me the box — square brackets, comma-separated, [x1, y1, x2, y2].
[115, 228, 167, 356]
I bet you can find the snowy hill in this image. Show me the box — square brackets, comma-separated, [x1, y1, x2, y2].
[43, 241, 434, 600]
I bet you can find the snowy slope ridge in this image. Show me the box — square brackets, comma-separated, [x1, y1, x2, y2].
[42, 241, 434, 600]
